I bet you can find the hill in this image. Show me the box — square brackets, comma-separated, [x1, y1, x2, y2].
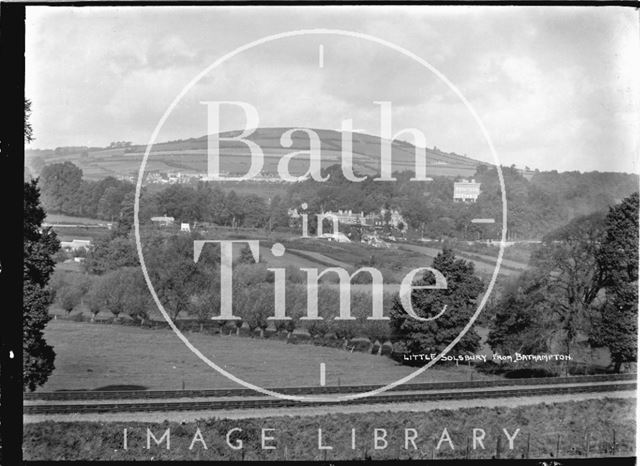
[26, 128, 486, 180]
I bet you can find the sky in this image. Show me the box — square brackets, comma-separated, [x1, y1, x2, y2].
[26, 6, 640, 173]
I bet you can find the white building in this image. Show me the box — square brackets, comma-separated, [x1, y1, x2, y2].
[180, 222, 191, 232]
[453, 179, 481, 203]
[60, 239, 91, 251]
[150, 215, 175, 226]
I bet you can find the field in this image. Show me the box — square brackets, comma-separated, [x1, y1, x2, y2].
[22, 398, 635, 460]
[398, 243, 526, 277]
[279, 237, 525, 283]
[38, 320, 484, 392]
[45, 214, 109, 226]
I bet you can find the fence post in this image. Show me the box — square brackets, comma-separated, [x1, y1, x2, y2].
[556, 434, 560, 458]
[525, 432, 530, 459]
[612, 429, 616, 455]
[432, 438, 436, 460]
[496, 435, 501, 459]
[585, 431, 590, 457]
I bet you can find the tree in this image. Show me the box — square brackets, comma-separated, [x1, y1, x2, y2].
[240, 194, 268, 228]
[528, 212, 606, 356]
[114, 191, 135, 237]
[84, 278, 102, 321]
[241, 283, 274, 337]
[144, 233, 218, 321]
[24, 99, 33, 143]
[38, 161, 83, 213]
[154, 184, 199, 221]
[56, 284, 83, 315]
[389, 248, 484, 363]
[23, 179, 60, 391]
[84, 236, 138, 274]
[23, 96, 60, 392]
[88, 268, 147, 320]
[224, 190, 242, 228]
[268, 195, 290, 231]
[487, 270, 555, 354]
[590, 192, 639, 371]
[188, 287, 220, 332]
[119, 267, 153, 324]
[97, 186, 124, 220]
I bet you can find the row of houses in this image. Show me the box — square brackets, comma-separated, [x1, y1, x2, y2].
[288, 208, 407, 230]
[142, 172, 209, 185]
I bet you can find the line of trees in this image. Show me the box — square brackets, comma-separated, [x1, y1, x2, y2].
[36, 161, 290, 232]
[37, 160, 639, 241]
[38, 162, 135, 220]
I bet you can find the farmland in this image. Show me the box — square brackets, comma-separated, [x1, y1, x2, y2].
[26, 128, 483, 181]
[23, 398, 636, 460]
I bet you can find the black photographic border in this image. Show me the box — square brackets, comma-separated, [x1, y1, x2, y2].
[1, 1, 637, 465]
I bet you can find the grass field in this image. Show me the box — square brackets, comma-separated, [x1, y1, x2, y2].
[45, 214, 109, 225]
[23, 398, 635, 460]
[38, 320, 484, 392]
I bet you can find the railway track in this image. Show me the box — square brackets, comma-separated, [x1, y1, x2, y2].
[23, 375, 636, 415]
[24, 373, 636, 401]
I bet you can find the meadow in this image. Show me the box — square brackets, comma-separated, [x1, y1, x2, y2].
[23, 398, 635, 460]
[38, 319, 484, 392]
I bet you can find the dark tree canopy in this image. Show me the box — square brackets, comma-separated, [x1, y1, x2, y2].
[23, 179, 59, 391]
[590, 192, 639, 371]
[489, 193, 639, 373]
[389, 248, 485, 362]
[487, 269, 556, 355]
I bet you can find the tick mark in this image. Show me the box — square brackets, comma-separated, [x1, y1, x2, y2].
[320, 362, 326, 386]
[318, 44, 324, 68]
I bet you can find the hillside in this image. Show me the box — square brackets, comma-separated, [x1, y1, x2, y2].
[26, 128, 485, 180]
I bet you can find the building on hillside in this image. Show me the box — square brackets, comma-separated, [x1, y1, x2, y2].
[180, 222, 191, 232]
[324, 209, 366, 225]
[453, 179, 481, 203]
[151, 215, 175, 226]
[287, 207, 407, 232]
[60, 239, 91, 251]
[364, 209, 406, 230]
